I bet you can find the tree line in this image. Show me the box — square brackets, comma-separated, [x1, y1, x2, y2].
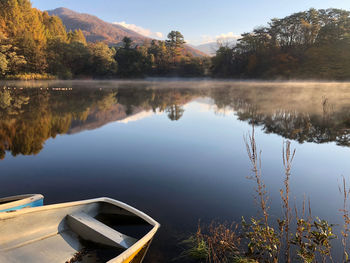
[212, 8, 350, 79]
[2, 1, 350, 80]
[0, 0, 209, 79]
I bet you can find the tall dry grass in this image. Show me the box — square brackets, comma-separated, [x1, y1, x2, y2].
[339, 176, 350, 262]
[183, 126, 340, 263]
[281, 140, 296, 262]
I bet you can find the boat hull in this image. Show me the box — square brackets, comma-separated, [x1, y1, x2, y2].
[0, 197, 160, 263]
[0, 194, 44, 212]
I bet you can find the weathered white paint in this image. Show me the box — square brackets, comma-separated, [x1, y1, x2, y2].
[0, 197, 160, 263]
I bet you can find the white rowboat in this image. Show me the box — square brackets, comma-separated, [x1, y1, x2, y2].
[0, 197, 160, 263]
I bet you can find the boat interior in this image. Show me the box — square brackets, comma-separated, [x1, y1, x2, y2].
[0, 200, 154, 263]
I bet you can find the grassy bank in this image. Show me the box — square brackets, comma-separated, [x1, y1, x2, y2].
[3, 73, 57, 81]
[182, 127, 344, 263]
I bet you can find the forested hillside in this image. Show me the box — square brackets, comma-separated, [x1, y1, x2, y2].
[47, 7, 149, 45]
[1, 1, 350, 80]
[0, 0, 208, 79]
[212, 8, 350, 79]
[47, 7, 207, 58]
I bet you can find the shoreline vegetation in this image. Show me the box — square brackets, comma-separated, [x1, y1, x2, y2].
[3, 73, 57, 80]
[181, 128, 350, 263]
[2, 1, 350, 80]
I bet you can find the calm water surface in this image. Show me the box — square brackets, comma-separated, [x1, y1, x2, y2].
[1, 80, 350, 261]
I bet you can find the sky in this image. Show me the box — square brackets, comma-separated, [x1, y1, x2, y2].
[31, 0, 350, 45]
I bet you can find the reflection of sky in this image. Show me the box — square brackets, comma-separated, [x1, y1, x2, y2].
[1, 99, 350, 260]
[117, 110, 156, 124]
[193, 98, 235, 116]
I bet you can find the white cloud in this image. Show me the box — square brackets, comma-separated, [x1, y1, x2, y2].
[113, 21, 163, 39]
[195, 32, 241, 45]
[194, 100, 235, 116]
[155, 32, 163, 38]
[216, 32, 240, 41]
[199, 35, 216, 44]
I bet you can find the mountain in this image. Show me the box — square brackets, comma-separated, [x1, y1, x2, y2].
[68, 105, 145, 134]
[194, 42, 220, 56]
[47, 7, 206, 57]
[47, 7, 147, 45]
[182, 44, 207, 57]
[193, 39, 239, 56]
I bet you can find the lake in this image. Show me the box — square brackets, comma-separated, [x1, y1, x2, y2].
[1, 80, 350, 262]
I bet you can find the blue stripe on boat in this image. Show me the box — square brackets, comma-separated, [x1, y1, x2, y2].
[0, 199, 44, 212]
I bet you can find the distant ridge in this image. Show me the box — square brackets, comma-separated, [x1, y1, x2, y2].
[192, 39, 239, 56]
[47, 7, 207, 57]
[47, 7, 147, 45]
[192, 42, 219, 56]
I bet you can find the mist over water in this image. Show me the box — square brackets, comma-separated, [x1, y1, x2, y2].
[1, 80, 350, 261]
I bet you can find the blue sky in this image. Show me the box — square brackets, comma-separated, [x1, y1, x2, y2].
[32, 0, 350, 45]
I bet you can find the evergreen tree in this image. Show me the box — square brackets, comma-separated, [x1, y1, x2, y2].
[166, 31, 185, 64]
[115, 38, 152, 77]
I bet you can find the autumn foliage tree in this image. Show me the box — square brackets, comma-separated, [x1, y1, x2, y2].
[0, 0, 207, 78]
[211, 8, 350, 80]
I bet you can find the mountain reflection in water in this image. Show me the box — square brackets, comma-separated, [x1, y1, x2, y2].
[2, 81, 350, 262]
[1, 81, 350, 159]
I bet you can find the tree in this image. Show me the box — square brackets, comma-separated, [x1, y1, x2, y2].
[68, 29, 87, 45]
[88, 42, 117, 77]
[64, 41, 91, 76]
[0, 0, 49, 73]
[148, 40, 171, 74]
[0, 53, 7, 75]
[115, 38, 152, 77]
[166, 31, 185, 63]
[211, 45, 235, 77]
[0, 0, 210, 79]
[166, 104, 184, 121]
[0, 32, 26, 75]
[122, 37, 132, 49]
[179, 55, 206, 76]
[211, 8, 350, 79]
[42, 12, 67, 42]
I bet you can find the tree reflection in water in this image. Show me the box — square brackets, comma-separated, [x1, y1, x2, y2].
[2, 82, 350, 159]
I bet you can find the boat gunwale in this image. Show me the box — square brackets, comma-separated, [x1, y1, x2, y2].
[0, 194, 44, 212]
[0, 197, 160, 263]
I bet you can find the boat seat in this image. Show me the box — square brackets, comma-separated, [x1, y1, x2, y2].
[66, 212, 137, 249]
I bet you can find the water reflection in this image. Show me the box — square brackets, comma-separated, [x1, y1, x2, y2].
[1, 81, 350, 159]
[2, 81, 350, 262]
[210, 85, 350, 146]
[0, 87, 118, 159]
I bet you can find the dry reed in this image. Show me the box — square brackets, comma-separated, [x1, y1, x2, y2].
[281, 140, 296, 263]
